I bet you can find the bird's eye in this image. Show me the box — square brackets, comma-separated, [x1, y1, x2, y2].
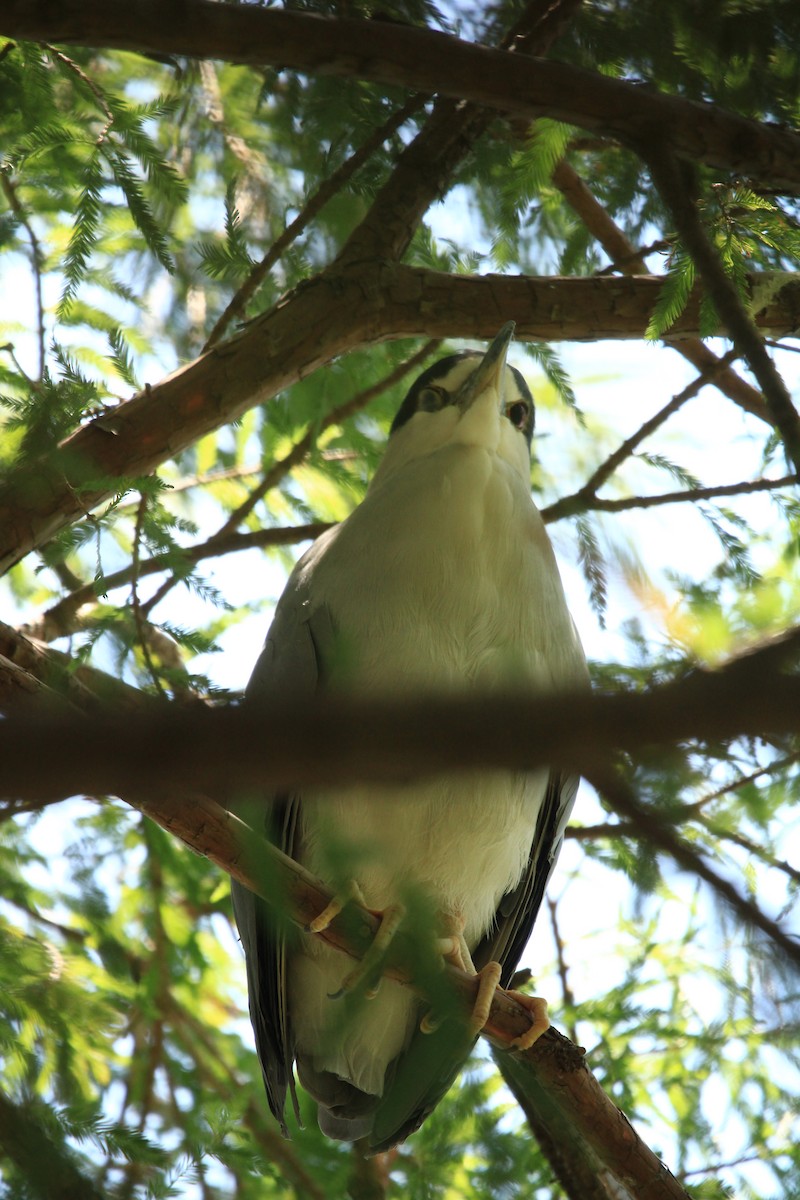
[506, 400, 530, 430]
[417, 386, 446, 413]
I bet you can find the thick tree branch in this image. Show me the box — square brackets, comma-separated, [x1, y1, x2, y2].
[0, 619, 785, 1196]
[496, 1049, 689, 1200]
[338, 0, 581, 265]
[2, 263, 799, 577]
[6, 1, 800, 190]
[2, 631, 800, 802]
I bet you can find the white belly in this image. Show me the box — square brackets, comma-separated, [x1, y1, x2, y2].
[287, 442, 585, 1095]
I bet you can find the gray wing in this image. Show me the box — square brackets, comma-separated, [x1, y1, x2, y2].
[474, 769, 580, 982]
[368, 769, 579, 1153]
[230, 573, 336, 1136]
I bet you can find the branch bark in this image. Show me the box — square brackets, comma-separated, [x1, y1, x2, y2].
[2, 263, 799, 576]
[6, 0, 800, 190]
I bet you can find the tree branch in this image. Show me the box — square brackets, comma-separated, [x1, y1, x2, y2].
[495, 1048, 689, 1200]
[2, 263, 799, 577]
[565, 473, 798, 516]
[204, 93, 426, 349]
[6, 1, 800, 190]
[542, 350, 740, 521]
[114, 342, 440, 624]
[1, 617, 788, 1195]
[1, 174, 45, 381]
[585, 763, 800, 969]
[551, 159, 768, 423]
[646, 148, 800, 473]
[338, 0, 581, 265]
[122, 785, 692, 1200]
[20, 524, 330, 643]
[2, 630, 800, 803]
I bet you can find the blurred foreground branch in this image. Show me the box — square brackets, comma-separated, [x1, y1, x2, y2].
[1, 629, 799, 800]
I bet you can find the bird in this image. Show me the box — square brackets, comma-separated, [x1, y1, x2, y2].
[231, 323, 587, 1152]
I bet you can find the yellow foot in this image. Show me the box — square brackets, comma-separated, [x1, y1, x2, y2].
[306, 879, 369, 934]
[329, 902, 406, 1000]
[506, 990, 550, 1050]
[470, 964, 550, 1047]
[421, 912, 550, 1049]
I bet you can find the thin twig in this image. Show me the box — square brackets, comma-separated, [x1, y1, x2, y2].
[585, 763, 800, 971]
[26, 522, 333, 642]
[551, 472, 798, 518]
[212, 339, 441, 539]
[542, 351, 741, 522]
[136, 341, 440, 618]
[547, 898, 578, 1044]
[0, 175, 46, 380]
[569, 817, 800, 887]
[44, 44, 115, 143]
[130, 492, 166, 696]
[682, 749, 800, 816]
[134, 340, 441, 614]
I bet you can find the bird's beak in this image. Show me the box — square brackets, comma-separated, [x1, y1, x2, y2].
[456, 321, 515, 415]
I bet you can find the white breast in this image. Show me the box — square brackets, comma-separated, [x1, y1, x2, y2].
[288, 438, 586, 1094]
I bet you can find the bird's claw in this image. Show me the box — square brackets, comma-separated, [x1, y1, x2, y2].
[423, 913, 550, 1048]
[306, 879, 369, 934]
[328, 901, 406, 1000]
[506, 990, 549, 1050]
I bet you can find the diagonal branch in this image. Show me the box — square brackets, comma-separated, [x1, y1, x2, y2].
[339, 0, 581, 265]
[204, 93, 426, 349]
[560, 472, 798, 516]
[125, 784, 691, 1200]
[23, 522, 333, 643]
[112, 340, 437, 621]
[646, 148, 800, 473]
[542, 351, 740, 521]
[584, 764, 800, 968]
[213, 339, 442, 539]
[551, 159, 768, 423]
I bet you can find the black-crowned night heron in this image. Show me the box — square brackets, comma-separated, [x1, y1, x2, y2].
[232, 323, 587, 1152]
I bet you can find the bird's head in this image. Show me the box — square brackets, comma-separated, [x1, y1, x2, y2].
[375, 323, 535, 487]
